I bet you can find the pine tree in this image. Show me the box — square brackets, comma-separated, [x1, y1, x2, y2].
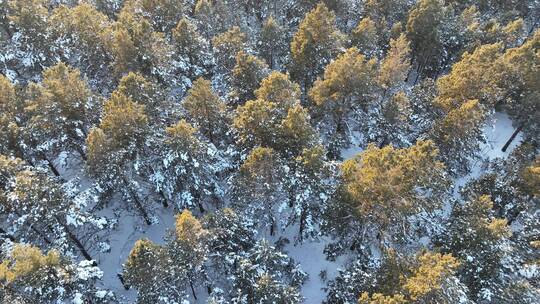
[7, 0, 52, 68]
[233, 98, 278, 149]
[49, 3, 111, 77]
[86, 92, 152, 224]
[172, 17, 211, 79]
[211, 26, 247, 73]
[123, 239, 175, 303]
[430, 99, 486, 174]
[309, 47, 377, 156]
[405, 0, 446, 77]
[0, 243, 112, 303]
[116, 72, 168, 122]
[496, 30, 539, 142]
[287, 145, 334, 242]
[378, 33, 411, 91]
[0, 157, 105, 261]
[435, 43, 502, 113]
[231, 51, 269, 104]
[277, 104, 317, 157]
[203, 208, 257, 274]
[24, 63, 95, 164]
[255, 71, 301, 108]
[121, 0, 187, 32]
[352, 17, 379, 58]
[373, 91, 412, 147]
[461, 143, 538, 221]
[437, 195, 511, 301]
[0, 75, 22, 158]
[230, 240, 307, 304]
[328, 249, 464, 304]
[167, 209, 208, 300]
[328, 140, 449, 248]
[153, 119, 216, 212]
[290, 2, 344, 90]
[103, 10, 172, 79]
[232, 147, 286, 235]
[182, 77, 229, 144]
[259, 16, 287, 69]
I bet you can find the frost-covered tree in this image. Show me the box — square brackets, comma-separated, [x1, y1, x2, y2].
[233, 98, 279, 149]
[232, 147, 286, 235]
[203, 208, 257, 275]
[325, 140, 449, 253]
[103, 9, 172, 80]
[327, 249, 466, 304]
[461, 144, 538, 221]
[351, 17, 379, 58]
[49, 3, 111, 78]
[124, 210, 209, 302]
[24, 63, 96, 167]
[152, 119, 217, 212]
[259, 16, 287, 69]
[290, 2, 344, 90]
[430, 99, 486, 174]
[182, 78, 229, 144]
[0, 75, 23, 158]
[211, 26, 247, 73]
[172, 17, 212, 80]
[0, 155, 107, 261]
[231, 51, 269, 104]
[378, 33, 411, 91]
[123, 238, 176, 303]
[86, 92, 152, 224]
[166, 210, 209, 300]
[436, 195, 512, 301]
[405, 0, 447, 77]
[230, 240, 307, 304]
[6, 0, 52, 71]
[255, 71, 301, 108]
[121, 0, 187, 32]
[371, 91, 412, 147]
[286, 145, 334, 242]
[434, 43, 503, 113]
[309, 47, 377, 157]
[496, 30, 540, 142]
[0, 243, 113, 303]
[116, 71, 169, 122]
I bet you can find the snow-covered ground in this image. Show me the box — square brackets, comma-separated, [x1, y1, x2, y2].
[59, 111, 520, 303]
[454, 112, 522, 191]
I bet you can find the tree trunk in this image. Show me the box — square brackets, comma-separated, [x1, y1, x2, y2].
[194, 189, 205, 213]
[55, 216, 94, 261]
[298, 207, 306, 243]
[131, 190, 152, 225]
[159, 190, 169, 208]
[76, 146, 87, 161]
[14, 210, 52, 244]
[44, 156, 61, 177]
[502, 124, 524, 152]
[0, 228, 15, 241]
[190, 280, 198, 300]
[118, 273, 130, 290]
[270, 216, 275, 236]
[121, 174, 152, 225]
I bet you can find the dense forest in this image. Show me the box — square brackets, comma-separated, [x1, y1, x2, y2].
[0, 0, 539, 303]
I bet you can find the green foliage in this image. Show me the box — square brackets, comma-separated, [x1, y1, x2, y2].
[24, 63, 94, 158]
[182, 78, 228, 143]
[290, 2, 344, 87]
[212, 26, 247, 72]
[231, 51, 269, 103]
[338, 140, 448, 239]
